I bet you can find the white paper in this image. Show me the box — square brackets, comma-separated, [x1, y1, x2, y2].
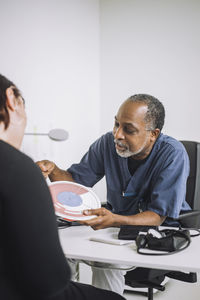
[89, 236, 134, 245]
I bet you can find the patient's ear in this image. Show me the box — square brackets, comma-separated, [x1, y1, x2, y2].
[5, 87, 17, 111]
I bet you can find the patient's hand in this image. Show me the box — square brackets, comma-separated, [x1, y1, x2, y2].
[80, 207, 118, 230]
[36, 160, 56, 179]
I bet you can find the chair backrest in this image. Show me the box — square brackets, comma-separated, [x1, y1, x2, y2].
[180, 141, 200, 210]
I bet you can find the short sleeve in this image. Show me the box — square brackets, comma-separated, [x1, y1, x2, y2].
[147, 145, 190, 218]
[68, 136, 105, 187]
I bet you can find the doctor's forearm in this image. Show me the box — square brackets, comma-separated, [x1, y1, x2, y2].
[49, 167, 74, 182]
[114, 211, 166, 227]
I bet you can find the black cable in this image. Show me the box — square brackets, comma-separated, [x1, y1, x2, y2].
[178, 226, 200, 237]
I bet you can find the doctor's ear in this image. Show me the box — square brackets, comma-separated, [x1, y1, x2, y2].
[150, 128, 160, 141]
[5, 86, 17, 111]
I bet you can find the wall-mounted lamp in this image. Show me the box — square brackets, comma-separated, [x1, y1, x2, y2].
[25, 128, 69, 141]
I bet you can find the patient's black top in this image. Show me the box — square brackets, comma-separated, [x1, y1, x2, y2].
[0, 140, 124, 300]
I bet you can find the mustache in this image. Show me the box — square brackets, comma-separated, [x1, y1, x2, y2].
[114, 139, 128, 150]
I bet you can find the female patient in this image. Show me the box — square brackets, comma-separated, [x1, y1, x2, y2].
[0, 74, 125, 300]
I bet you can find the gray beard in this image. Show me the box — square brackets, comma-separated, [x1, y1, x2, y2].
[114, 137, 149, 158]
[116, 148, 135, 158]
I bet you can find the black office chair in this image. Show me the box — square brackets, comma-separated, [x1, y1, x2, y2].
[124, 140, 200, 300]
[176, 141, 200, 228]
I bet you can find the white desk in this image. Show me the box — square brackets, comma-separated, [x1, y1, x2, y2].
[59, 226, 200, 273]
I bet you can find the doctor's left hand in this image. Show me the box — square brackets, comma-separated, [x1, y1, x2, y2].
[81, 207, 118, 230]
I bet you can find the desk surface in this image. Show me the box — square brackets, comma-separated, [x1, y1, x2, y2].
[59, 226, 200, 273]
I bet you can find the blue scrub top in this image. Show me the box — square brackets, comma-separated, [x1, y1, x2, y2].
[68, 132, 190, 225]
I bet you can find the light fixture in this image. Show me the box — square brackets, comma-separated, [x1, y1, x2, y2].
[24, 128, 69, 141]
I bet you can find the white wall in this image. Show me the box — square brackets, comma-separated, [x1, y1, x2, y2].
[0, 0, 100, 168]
[100, 0, 200, 141]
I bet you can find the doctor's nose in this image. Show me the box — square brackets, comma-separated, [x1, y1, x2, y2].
[113, 126, 125, 140]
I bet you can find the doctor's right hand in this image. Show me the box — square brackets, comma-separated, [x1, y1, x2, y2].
[36, 160, 56, 179]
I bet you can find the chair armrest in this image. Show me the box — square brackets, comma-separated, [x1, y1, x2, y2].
[174, 210, 200, 228]
[178, 210, 200, 220]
